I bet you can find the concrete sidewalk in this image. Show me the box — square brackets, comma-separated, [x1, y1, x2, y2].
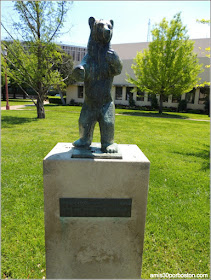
[1, 100, 49, 110]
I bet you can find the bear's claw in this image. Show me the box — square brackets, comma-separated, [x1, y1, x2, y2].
[101, 143, 118, 153]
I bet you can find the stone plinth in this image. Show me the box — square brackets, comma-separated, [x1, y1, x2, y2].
[43, 143, 150, 279]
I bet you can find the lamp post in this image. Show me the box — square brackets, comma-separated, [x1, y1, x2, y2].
[3, 47, 10, 110]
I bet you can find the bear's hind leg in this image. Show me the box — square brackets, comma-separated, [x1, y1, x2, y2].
[73, 103, 96, 148]
[99, 101, 118, 153]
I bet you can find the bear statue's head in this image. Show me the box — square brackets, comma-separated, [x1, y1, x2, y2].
[88, 17, 114, 45]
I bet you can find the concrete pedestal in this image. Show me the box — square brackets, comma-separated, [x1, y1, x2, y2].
[43, 143, 150, 279]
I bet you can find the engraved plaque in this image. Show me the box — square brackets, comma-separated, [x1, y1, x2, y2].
[60, 198, 132, 217]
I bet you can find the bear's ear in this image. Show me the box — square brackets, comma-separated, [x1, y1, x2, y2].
[110, 20, 114, 27]
[89, 17, 95, 28]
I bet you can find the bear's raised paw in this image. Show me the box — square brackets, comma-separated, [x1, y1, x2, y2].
[73, 66, 85, 82]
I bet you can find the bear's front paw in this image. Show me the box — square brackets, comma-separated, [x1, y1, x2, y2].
[101, 143, 118, 153]
[106, 50, 122, 75]
[73, 66, 85, 82]
[106, 50, 115, 62]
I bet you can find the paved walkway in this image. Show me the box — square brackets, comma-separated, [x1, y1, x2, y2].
[1, 100, 49, 110]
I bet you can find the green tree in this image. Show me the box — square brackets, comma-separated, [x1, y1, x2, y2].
[127, 13, 203, 114]
[54, 52, 75, 105]
[196, 19, 210, 115]
[1, 50, 10, 101]
[1, 53, 8, 88]
[1, 1, 72, 118]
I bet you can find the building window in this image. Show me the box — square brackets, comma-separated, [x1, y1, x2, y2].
[77, 51, 80, 61]
[172, 94, 181, 103]
[78, 86, 84, 99]
[185, 89, 195, 104]
[126, 87, 133, 100]
[148, 94, 152, 102]
[72, 51, 75, 60]
[198, 87, 209, 104]
[115, 86, 122, 100]
[162, 95, 168, 102]
[82, 51, 86, 59]
[136, 89, 144, 101]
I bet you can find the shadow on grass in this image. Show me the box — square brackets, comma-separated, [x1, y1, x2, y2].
[118, 111, 188, 119]
[174, 147, 210, 171]
[2, 116, 38, 128]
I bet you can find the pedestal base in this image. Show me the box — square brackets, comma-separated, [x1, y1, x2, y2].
[43, 143, 150, 279]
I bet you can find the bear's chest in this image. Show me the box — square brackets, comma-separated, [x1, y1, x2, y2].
[85, 51, 109, 80]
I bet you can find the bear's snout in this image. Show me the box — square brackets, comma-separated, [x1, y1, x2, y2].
[103, 28, 112, 42]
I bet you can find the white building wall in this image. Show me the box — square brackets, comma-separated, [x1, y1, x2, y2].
[186, 88, 205, 111]
[66, 85, 206, 111]
[66, 84, 84, 104]
[66, 38, 209, 111]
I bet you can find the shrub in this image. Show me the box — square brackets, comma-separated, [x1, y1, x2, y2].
[48, 96, 66, 104]
[187, 109, 203, 114]
[129, 96, 136, 107]
[178, 99, 187, 112]
[204, 95, 210, 116]
[151, 95, 159, 109]
[69, 99, 75, 106]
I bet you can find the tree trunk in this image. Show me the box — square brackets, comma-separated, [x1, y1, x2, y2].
[36, 97, 45, 119]
[59, 89, 66, 105]
[159, 93, 163, 114]
[13, 86, 17, 99]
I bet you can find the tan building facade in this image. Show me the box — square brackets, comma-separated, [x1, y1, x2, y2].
[66, 38, 210, 111]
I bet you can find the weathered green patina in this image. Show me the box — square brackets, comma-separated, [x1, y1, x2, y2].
[72, 17, 122, 153]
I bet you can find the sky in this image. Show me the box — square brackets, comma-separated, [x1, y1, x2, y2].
[1, 0, 210, 47]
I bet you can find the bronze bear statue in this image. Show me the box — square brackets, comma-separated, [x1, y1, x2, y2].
[73, 17, 122, 153]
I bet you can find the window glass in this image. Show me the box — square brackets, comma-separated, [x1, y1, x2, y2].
[126, 87, 133, 100]
[162, 95, 168, 102]
[148, 94, 152, 102]
[185, 89, 195, 104]
[77, 52, 80, 61]
[137, 90, 144, 101]
[172, 94, 181, 103]
[198, 87, 209, 104]
[78, 86, 84, 99]
[115, 87, 122, 100]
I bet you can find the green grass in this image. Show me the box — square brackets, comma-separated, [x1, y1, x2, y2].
[1, 105, 210, 279]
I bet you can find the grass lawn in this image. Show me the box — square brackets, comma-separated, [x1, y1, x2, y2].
[1, 99, 34, 107]
[1, 105, 210, 279]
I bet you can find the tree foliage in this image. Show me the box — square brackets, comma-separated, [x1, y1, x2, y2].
[1, 52, 9, 87]
[127, 13, 203, 113]
[1, 1, 72, 118]
[196, 19, 210, 25]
